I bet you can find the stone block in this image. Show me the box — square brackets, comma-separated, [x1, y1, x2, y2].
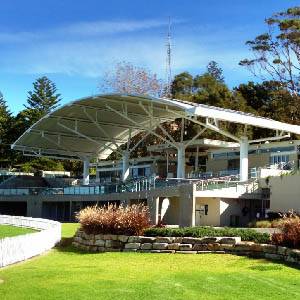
[149, 250, 175, 253]
[200, 237, 218, 244]
[248, 252, 265, 259]
[160, 250, 175, 253]
[118, 235, 129, 243]
[141, 243, 153, 250]
[197, 251, 213, 254]
[219, 237, 241, 244]
[106, 248, 121, 252]
[153, 243, 168, 250]
[182, 237, 203, 244]
[193, 244, 208, 251]
[89, 246, 98, 252]
[233, 242, 254, 251]
[265, 253, 283, 260]
[156, 237, 174, 243]
[207, 243, 221, 251]
[103, 234, 118, 241]
[95, 234, 105, 240]
[261, 244, 277, 254]
[83, 239, 93, 246]
[95, 239, 105, 247]
[235, 251, 251, 256]
[96, 247, 105, 252]
[179, 244, 193, 251]
[128, 236, 142, 243]
[249, 244, 263, 252]
[123, 249, 138, 252]
[105, 240, 122, 249]
[277, 246, 287, 256]
[167, 243, 181, 250]
[174, 237, 183, 243]
[176, 251, 197, 254]
[288, 249, 300, 260]
[75, 230, 83, 237]
[285, 255, 297, 264]
[73, 236, 83, 243]
[82, 232, 94, 240]
[219, 244, 233, 251]
[140, 237, 156, 243]
[125, 243, 141, 249]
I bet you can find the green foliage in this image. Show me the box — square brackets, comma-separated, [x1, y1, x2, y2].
[206, 60, 224, 83]
[235, 80, 300, 138]
[144, 226, 270, 243]
[0, 92, 13, 166]
[24, 76, 61, 125]
[240, 6, 300, 95]
[21, 158, 65, 172]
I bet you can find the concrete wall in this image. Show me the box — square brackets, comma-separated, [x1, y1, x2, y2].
[220, 198, 250, 227]
[0, 215, 61, 268]
[161, 196, 180, 225]
[195, 197, 220, 226]
[269, 174, 300, 213]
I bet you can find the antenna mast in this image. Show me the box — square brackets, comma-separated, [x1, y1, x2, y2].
[165, 17, 172, 98]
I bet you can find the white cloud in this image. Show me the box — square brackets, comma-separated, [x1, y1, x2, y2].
[0, 18, 252, 86]
[60, 19, 171, 36]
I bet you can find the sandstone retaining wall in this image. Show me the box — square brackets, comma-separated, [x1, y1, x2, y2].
[73, 229, 300, 265]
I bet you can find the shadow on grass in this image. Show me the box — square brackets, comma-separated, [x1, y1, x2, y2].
[248, 257, 300, 271]
[55, 237, 94, 255]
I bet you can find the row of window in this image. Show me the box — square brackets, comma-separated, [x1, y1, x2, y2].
[212, 146, 295, 159]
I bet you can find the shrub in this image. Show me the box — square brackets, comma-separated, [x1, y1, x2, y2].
[272, 214, 300, 249]
[144, 227, 270, 244]
[248, 220, 273, 228]
[76, 204, 151, 236]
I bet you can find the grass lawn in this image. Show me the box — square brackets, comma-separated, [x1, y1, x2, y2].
[0, 225, 36, 239]
[0, 223, 299, 300]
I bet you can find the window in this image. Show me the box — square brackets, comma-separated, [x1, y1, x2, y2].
[270, 154, 289, 165]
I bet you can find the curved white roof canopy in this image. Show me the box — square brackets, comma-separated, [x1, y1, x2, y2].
[11, 94, 300, 160]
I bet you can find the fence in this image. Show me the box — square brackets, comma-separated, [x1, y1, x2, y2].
[0, 215, 61, 268]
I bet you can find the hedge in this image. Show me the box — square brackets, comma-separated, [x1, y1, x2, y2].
[143, 226, 270, 244]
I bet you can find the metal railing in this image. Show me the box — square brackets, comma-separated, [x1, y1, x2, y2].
[0, 175, 260, 196]
[195, 177, 259, 194]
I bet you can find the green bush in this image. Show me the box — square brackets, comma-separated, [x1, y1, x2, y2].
[143, 226, 270, 244]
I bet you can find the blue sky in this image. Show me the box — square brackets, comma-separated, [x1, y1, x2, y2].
[0, 0, 299, 114]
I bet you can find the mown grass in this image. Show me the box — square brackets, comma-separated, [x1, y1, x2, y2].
[0, 225, 36, 239]
[0, 223, 299, 300]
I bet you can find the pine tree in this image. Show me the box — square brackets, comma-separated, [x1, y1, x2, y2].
[0, 92, 12, 143]
[206, 61, 225, 83]
[0, 92, 13, 167]
[24, 76, 61, 124]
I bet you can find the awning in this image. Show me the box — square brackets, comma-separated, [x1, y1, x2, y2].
[11, 94, 300, 160]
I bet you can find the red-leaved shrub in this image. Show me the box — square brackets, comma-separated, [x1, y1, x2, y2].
[76, 204, 151, 236]
[271, 213, 300, 249]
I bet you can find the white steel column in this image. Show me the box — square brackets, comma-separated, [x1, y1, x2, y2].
[83, 159, 90, 185]
[177, 144, 185, 178]
[195, 145, 199, 171]
[239, 136, 249, 182]
[122, 150, 130, 182]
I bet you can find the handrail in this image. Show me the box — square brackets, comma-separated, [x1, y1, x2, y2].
[0, 175, 260, 196]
